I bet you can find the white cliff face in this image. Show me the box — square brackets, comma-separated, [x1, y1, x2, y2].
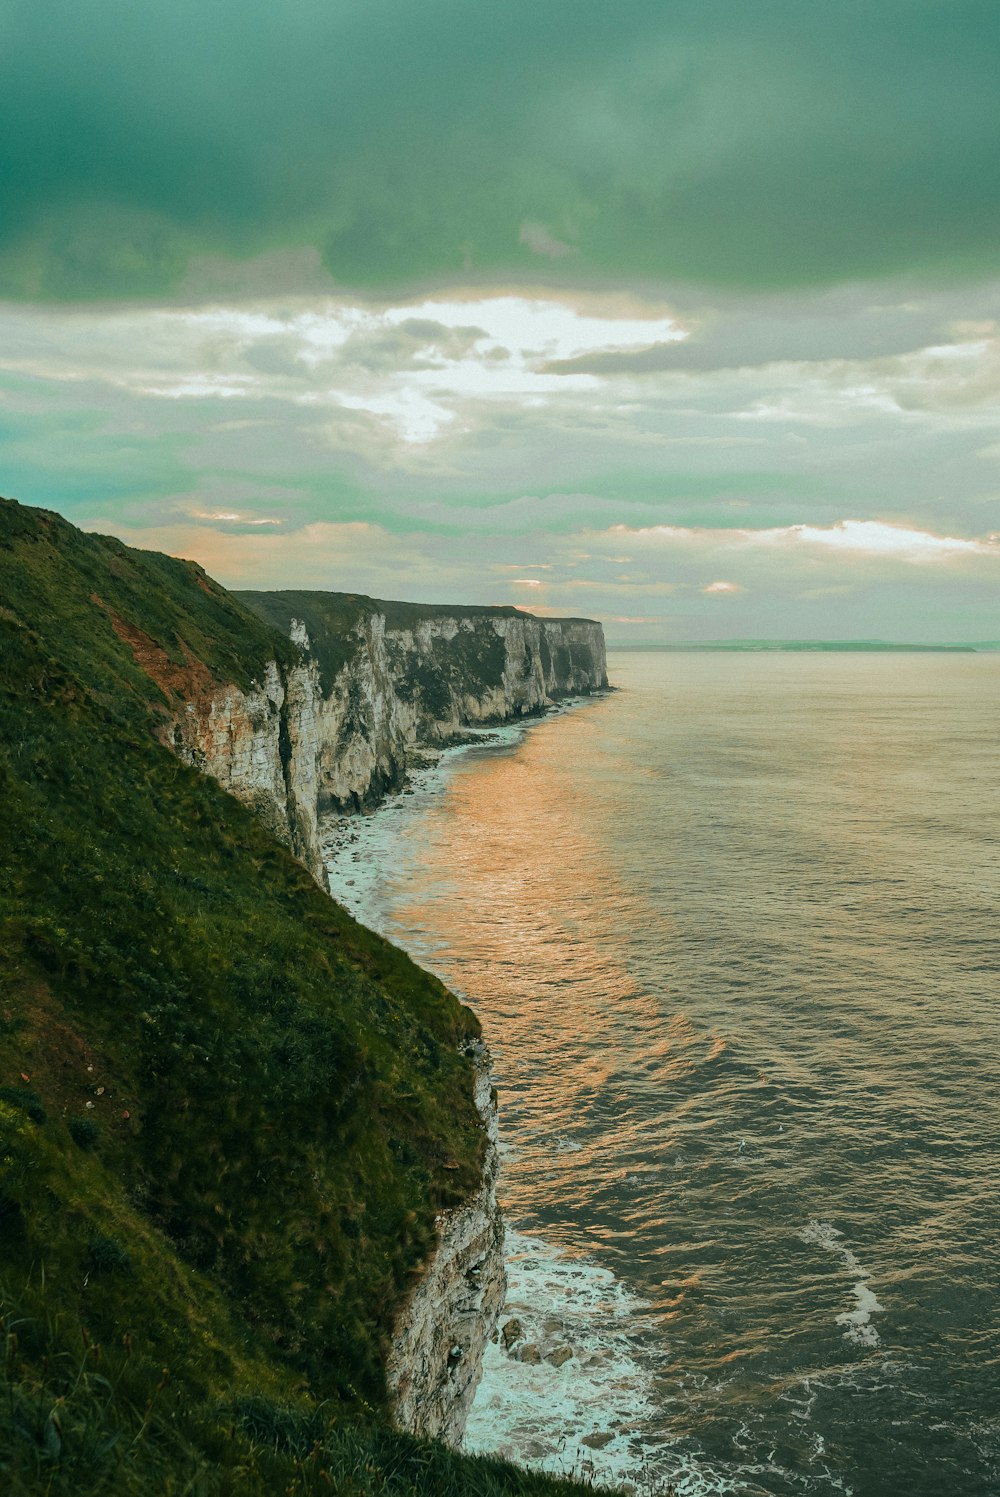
[166, 654, 327, 882]
[385, 614, 607, 745]
[310, 610, 608, 810]
[162, 601, 606, 875]
[311, 612, 410, 812]
[173, 604, 606, 841]
[386, 1043, 505, 1446]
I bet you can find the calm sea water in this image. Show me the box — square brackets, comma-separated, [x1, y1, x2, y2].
[326, 652, 1000, 1497]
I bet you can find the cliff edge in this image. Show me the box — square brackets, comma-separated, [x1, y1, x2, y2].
[141, 591, 606, 889]
[162, 593, 605, 1436]
[386, 1042, 505, 1444]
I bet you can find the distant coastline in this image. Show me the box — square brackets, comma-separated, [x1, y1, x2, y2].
[605, 639, 990, 653]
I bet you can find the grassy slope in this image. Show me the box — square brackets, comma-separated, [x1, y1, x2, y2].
[0, 500, 603, 1496]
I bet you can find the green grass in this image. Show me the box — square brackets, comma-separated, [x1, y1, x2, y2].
[0, 498, 297, 709]
[1, 1275, 616, 1497]
[1, 1283, 610, 1495]
[0, 498, 624, 1496]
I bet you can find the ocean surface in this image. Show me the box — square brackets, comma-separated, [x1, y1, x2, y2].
[324, 651, 1000, 1497]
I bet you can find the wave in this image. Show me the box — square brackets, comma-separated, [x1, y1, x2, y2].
[798, 1220, 886, 1349]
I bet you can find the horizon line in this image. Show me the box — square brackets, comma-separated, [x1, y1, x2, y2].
[603, 638, 998, 652]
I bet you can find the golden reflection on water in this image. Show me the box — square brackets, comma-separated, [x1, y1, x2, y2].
[403, 731, 665, 995]
[388, 703, 729, 1232]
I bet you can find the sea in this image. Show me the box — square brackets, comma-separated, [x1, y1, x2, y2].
[323, 650, 1000, 1497]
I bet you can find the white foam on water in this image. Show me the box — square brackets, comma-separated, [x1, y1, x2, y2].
[323, 731, 508, 929]
[464, 1227, 679, 1491]
[798, 1220, 886, 1349]
[465, 1230, 843, 1497]
[322, 702, 595, 935]
[321, 720, 548, 931]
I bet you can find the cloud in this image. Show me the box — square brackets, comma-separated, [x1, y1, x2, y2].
[541, 285, 975, 376]
[337, 319, 489, 373]
[3, 3, 1000, 298]
[772, 519, 995, 559]
[519, 221, 577, 260]
[73, 509, 999, 646]
[614, 518, 1000, 564]
[187, 509, 284, 528]
[4, 269, 1000, 644]
[0, 293, 681, 452]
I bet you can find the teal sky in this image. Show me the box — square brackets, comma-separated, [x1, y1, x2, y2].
[2, 1, 999, 639]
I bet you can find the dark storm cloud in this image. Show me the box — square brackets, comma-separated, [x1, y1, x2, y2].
[3, 1, 1000, 298]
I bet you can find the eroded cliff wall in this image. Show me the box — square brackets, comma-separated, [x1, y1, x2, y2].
[1, 501, 601, 1455]
[163, 653, 327, 881]
[237, 591, 608, 814]
[167, 593, 607, 884]
[386, 1043, 505, 1445]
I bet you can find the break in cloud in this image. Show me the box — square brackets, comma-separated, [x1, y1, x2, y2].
[1, 2, 999, 641]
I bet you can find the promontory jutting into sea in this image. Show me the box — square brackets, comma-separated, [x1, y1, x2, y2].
[327, 647, 1000, 1497]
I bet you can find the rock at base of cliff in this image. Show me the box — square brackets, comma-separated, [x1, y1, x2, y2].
[500, 1318, 524, 1351]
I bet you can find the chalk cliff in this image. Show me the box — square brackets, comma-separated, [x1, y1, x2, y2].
[165, 655, 325, 878]
[165, 592, 608, 886]
[386, 1043, 505, 1445]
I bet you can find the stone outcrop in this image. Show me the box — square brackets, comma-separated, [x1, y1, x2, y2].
[386, 1042, 505, 1445]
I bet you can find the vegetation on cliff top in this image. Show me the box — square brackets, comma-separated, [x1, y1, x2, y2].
[0, 499, 608, 1495]
[238, 589, 600, 696]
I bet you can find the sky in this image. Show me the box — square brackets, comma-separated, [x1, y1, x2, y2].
[2, 1, 999, 641]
